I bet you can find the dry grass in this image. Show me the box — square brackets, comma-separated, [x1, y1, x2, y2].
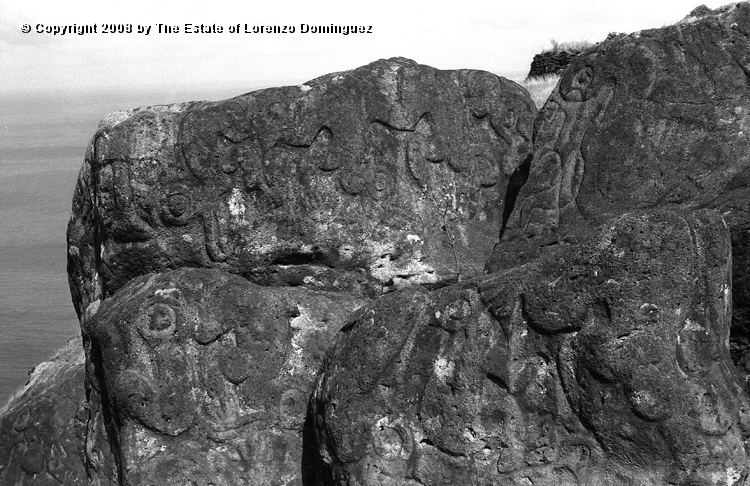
[543, 39, 595, 54]
[520, 74, 561, 109]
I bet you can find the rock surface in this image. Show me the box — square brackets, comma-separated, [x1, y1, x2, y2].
[308, 209, 750, 485]
[9, 6, 750, 484]
[527, 50, 584, 78]
[0, 339, 88, 485]
[67, 57, 536, 319]
[81, 267, 364, 486]
[486, 2, 750, 384]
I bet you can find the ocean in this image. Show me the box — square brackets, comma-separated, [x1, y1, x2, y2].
[0, 83, 273, 406]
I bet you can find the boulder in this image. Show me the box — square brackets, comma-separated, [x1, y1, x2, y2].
[0, 339, 90, 485]
[67, 57, 536, 318]
[81, 267, 364, 485]
[486, 3, 750, 380]
[308, 209, 750, 485]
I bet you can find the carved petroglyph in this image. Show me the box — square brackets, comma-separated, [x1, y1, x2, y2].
[510, 62, 615, 240]
[310, 210, 750, 484]
[82, 268, 364, 485]
[68, 58, 535, 312]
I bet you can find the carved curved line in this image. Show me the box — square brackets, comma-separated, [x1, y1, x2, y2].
[202, 211, 229, 263]
[371, 111, 430, 132]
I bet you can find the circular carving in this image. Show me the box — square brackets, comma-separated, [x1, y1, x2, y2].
[138, 301, 178, 340]
[150, 303, 175, 331]
[572, 67, 594, 90]
[159, 184, 194, 227]
[338, 171, 365, 195]
[167, 193, 190, 218]
[561, 66, 595, 102]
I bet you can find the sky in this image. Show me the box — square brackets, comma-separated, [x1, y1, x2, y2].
[0, 0, 740, 97]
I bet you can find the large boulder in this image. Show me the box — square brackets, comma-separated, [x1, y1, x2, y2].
[0, 339, 88, 485]
[58, 57, 535, 485]
[81, 267, 364, 485]
[308, 209, 750, 485]
[67, 57, 536, 318]
[485, 2, 750, 380]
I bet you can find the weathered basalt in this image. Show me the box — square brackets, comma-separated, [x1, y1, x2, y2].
[490, 2, 750, 264]
[9, 6, 750, 484]
[527, 50, 583, 78]
[81, 267, 364, 485]
[67, 57, 536, 318]
[308, 209, 750, 485]
[486, 2, 750, 384]
[0, 339, 88, 485]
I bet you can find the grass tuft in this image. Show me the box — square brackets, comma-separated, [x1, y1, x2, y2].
[520, 74, 561, 109]
[543, 39, 595, 54]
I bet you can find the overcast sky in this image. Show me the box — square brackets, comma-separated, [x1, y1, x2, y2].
[0, 0, 738, 96]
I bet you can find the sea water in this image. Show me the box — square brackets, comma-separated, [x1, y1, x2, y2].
[0, 84, 269, 405]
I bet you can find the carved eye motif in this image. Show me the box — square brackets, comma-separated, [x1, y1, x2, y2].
[138, 301, 179, 341]
[572, 67, 594, 90]
[561, 66, 595, 102]
[167, 193, 190, 218]
[159, 184, 194, 226]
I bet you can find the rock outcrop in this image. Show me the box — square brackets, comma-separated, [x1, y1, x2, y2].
[6, 4, 750, 485]
[308, 209, 750, 485]
[67, 57, 536, 319]
[57, 57, 535, 485]
[0, 339, 87, 485]
[486, 2, 750, 385]
[305, 3, 750, 485]
[81, 268, 364, 485]
[527, 50, 583, 78]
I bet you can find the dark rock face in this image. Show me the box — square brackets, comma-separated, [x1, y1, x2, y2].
[490, 2, 750, 266]
[45, 57, 537, 486]
[67, 57, 536, 319]
[527, 50, 583, 78]
[10, 6, 750, 483]
[0, 340, 88, 485]
[486, 3, 750, 382]
[308, 209, 750, 485]
[81, 267, 364, 485]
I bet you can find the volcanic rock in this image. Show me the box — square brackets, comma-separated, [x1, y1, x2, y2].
[0, 339, 90, 485]
[308, 209, 750, 485]
[67, 57, 536, 319]
[81, 267, 364, 486]
[485, 3, 750, 381]
[527, 50, 583, 78]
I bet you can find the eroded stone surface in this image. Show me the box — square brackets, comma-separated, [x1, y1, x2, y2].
[309, 210, 750, 485]
[0, 339, 90, 485]
[491, 2, 750, 265]
[485, 2, 750, 389]
[67, 57, 536, 318]
[81, 267, 364, 485]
